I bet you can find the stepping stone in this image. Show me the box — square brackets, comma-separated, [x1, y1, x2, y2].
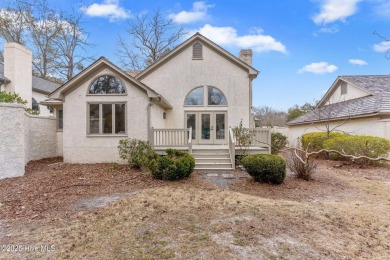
[207, 173, 219, 177]
[222, 173, 235, 179]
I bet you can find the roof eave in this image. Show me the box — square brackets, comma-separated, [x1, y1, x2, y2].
[287, 112, 380, 126]
[136, 33, 259, 80]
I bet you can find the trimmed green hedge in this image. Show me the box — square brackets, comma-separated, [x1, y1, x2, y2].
[151, 149, 195, 180]
[301, 132, 347, 152]
[241, 154, 286, 184]
[323, 135, 390, 164]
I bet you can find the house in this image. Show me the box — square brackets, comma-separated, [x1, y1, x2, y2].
[0, 42, 60, 116]
[41, 33, 271, 170]
[287, 75, 390, 144]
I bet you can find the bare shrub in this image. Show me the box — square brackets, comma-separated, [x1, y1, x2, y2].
[285, 148, 317, 181]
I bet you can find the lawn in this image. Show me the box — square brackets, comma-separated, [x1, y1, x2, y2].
[0, 158, 389, 259]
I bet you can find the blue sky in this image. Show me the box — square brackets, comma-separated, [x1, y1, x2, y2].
[2, 0, 390, 111]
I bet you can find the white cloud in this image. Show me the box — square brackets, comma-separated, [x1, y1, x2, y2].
[318, 26, 339, 34]
[374, 0, 390, 17]
[349, 59, 367, 65]
[169, 1, 214, 24]
[192, 24, 287, 53]
[81, 0, 131, 21]
[298, 62, 338, 74]
[373, 41, 390, 52]
[312, 0, 361, 25]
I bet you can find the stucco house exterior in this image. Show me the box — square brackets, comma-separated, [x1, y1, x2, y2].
[287, 75, 390, 144]
[0, 42, 60, 116]
[40, 33, 270, 170]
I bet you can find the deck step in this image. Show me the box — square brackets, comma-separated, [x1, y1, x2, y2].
[192, 148, 233, 170]
[195, 167, 234, 172]
[195, 158, 231, 164]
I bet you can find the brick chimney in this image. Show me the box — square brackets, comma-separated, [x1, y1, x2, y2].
[4, 42, 33, 108]
[238, 49, 252, 66]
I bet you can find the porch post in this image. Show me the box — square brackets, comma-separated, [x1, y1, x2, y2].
[150, 127, 154, 148]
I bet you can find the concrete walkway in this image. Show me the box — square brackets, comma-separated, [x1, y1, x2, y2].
[197, 169, 250, 188]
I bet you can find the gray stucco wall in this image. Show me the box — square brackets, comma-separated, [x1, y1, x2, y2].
[0, 103, 60, 179]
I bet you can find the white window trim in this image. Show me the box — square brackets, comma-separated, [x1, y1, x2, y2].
[87, 102, 127, 136]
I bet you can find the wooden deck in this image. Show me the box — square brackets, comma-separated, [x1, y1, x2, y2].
[151, 127, 271, 170]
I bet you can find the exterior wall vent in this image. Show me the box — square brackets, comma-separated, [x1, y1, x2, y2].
[193, 42, 202, 59]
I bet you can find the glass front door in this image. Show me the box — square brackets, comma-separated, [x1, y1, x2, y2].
[185, 111, 227, 144]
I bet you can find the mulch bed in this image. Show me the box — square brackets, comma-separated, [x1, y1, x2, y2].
[0, 157, 163, 220]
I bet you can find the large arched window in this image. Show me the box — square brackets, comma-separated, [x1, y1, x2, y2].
[185, 86, 204, 105]
[184, 86, 227, 106]
[89, 75, 125, 94]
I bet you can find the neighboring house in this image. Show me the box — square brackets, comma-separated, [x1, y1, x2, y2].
[0, 42, 60, 116]
[287, 75, 390, 144]
[42, 33, 270, 170]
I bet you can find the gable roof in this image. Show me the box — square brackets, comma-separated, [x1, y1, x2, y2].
[136, 33, 259, 80]
[0, 62, 60, 94]
[48, 57, 172, 109]
[289, 75, 390, 125]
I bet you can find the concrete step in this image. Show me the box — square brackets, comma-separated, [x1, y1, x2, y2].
[193, 153, 230, 159]
[195, 158, 232, 164]
[195, 167, 234, 172]
[195, 162, 233, 169]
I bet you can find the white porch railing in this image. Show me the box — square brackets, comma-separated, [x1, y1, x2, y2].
[248, 128, 271, 153]
[151, 127, 192, 153]
[229, 127, 236, 169]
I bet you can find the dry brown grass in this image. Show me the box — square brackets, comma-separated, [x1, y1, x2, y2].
[0, 159, 389, 259]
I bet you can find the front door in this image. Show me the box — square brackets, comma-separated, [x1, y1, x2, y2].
[185, 112, 227, 145]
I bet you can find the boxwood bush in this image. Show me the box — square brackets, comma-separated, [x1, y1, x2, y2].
[323, 135, 390, 165]
[301, 132, 347, 152]
[241, 154, 286, 184]
[151, 149, 195, 180]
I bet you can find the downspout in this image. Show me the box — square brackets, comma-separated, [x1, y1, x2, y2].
[147, 101, 153, 142]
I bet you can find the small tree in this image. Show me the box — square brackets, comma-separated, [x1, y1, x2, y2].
[287, 102, 316, 122]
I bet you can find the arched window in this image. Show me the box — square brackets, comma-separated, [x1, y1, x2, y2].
[89, 75, 125, 94]
[208, 87, 227, 105]
[185, 86, 204, 105]
[184, 86, 227, 106]
[193, 42, 202, 59]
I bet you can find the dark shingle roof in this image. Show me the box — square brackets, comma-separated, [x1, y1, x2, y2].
[0, 63, 60, 94]
[289, 75, 390, 125]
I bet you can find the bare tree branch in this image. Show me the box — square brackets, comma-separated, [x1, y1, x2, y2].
[117, 9, 187, 70]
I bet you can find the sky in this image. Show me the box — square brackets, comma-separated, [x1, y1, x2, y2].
[1, 0, 390, 111]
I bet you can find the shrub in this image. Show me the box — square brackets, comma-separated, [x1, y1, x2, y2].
[118, 139, 157, 169]
[323, 135, 390, 165]
[301, 132, 347, 152]
[271, 132, 288, 154]
[285, 149, 317, 180]
[151, 149, 195, 180]
[0, 91, 40, 115]
[241, 154, 286, 184]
